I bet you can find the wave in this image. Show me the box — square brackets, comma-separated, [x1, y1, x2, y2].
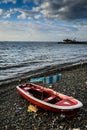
[0, 60, 87, 86]
[0, 60, 45, 70]
[0, 54, 87, 71]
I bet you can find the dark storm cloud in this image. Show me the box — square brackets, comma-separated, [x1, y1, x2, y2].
[40, 0, 87, 21]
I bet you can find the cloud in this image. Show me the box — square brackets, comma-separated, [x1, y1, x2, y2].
[0, 7, 39, 20]
[0, 9, 4, 15]
[0, 8, 13, 19]
[0, 0, 87, 41]
[34, 14, 41, 19]
[16, 9, 34, 19]
[0, 19, 84, 41]
[0, 0, 16, 4]
[32, 0, 87, 21]
[1, 0, 87, 22]
[23, 0, 42, 5]
[3, 13, 11, 18]
[2, 8, 16, 19]
[17, 11, 27, 19]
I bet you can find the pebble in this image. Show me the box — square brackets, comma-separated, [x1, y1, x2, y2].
[0, 65, 87, 130]
[59, 126, 63, 129]
[85, 81, 87, 84]
[72, 128, 80, 130]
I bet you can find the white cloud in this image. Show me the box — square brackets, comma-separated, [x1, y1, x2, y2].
[40, 1, 49, 8]
[32, 7, 40, 12]
[0, 9, 4, 15]
[17, 12, 27, 19]
[3, 13, 11, 18]
[58, 7, 68, 12]
[34, 14, 41, 19]
[0, 7, 41, 20]
[0, 20, 86, 41]
[13, 8, 40, 20]
[23, 0, 41, 5]
[2, 8, 15, 19]
[0, 0, 16, 4]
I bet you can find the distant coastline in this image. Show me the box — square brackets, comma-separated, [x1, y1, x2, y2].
[58, 39, 87, 44]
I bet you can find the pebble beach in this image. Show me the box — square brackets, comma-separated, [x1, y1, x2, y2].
[0, 64, 87, 130]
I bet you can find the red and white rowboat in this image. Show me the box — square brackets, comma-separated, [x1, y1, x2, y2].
[16, 83, 83, 117]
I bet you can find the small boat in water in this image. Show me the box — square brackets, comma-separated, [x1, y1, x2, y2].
[16, 83, 83, 117]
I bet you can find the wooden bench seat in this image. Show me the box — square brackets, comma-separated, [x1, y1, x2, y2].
[43, 95, 56, 102]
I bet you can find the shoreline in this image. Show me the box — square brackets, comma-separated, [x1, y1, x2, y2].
[0, 62, 87, 129]
[0, 60, 87, 86]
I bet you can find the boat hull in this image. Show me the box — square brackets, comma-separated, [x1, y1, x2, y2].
[16, 83, 83, 117]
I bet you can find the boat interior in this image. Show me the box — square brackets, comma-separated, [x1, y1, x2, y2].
[19, 83, 76, 106]
[20, 83, 61, 104]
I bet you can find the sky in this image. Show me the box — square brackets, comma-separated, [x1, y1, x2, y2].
[0, 0, 87, 41]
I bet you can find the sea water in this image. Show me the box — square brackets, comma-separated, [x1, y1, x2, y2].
[0, 41, 87, 82]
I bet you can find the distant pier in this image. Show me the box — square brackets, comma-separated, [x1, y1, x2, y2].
[58, 39, 87, 44]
